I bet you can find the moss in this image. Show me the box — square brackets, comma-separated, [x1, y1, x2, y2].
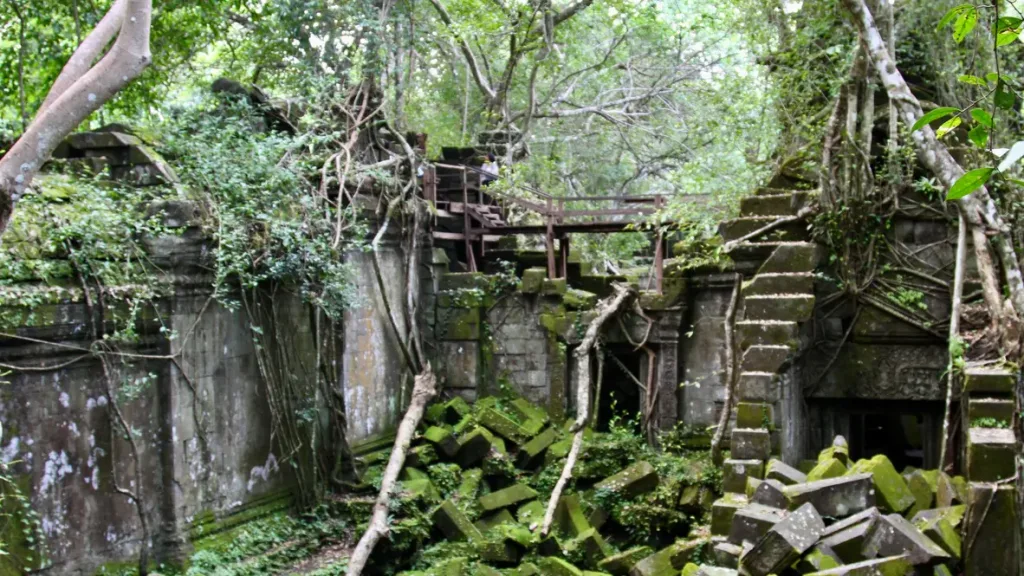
[563, 288, 598, 310]
[189, 490, 294, 543]
[439, 307, 482, 340]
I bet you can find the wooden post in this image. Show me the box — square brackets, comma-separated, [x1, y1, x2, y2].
[654, 196, 664, 294]
[463, 171, 476, 272]
[545, 199, 556, 279]
[560, 235, 570, 279]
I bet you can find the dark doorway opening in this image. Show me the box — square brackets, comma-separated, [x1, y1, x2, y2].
[809, 399, 942, 470]
[595, 346, 644, 432]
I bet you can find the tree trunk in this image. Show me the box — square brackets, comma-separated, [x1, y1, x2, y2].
[540, 283, 636, 535]
[0, 0, 150, 238]
[710, 273, 742, 465]
[345, 366, 438, 576]
[842, 0, 1024, 324]
[940, 209, 966, 469]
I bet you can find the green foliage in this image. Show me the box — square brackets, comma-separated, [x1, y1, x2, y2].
[971, 417, 1010, 429]
[886, 284, 928, 312]
[0, 422, 47, 573]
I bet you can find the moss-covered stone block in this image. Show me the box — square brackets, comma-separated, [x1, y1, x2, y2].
[510, 398, 550, 425]
[628, 538, 707, 576]
[457, 468, 483, 501]
[965, 484, 1018, 576]
[556, 494, 592, 536]
[423, 426, 460, 458]
[406, 444, 437, 469]
[403, 478, 441, 502]
[756, 242, 822, 274]
[479, 484, 539, 512]
[848, 455, 915, 513]
[538, 557, 585, 576]
[516, 426, 558, 469]
[474, 508, 515, 532]
[597, 546, 652, 575]
[433, 500, 483, 542]
[711, 493, 748, 536]
[910, 505, 966, 529]
[517, 499, 545, 525]
[818, 444, 850, 466]
[963, 367, 1015, 395]
[439, 307, 482, 340]
[440, 272, 490, 291]
[401, 467, 430, 482]
[914, 514, 960, 559]
[478, 407, 533, 444]
[722, 459, 764, 494]
[565, 288, 599, 310]
[542, 278, 568, 296]
[594, 461, 659, 498]
[904, 469, 936, 519]
[744, 294, 815, 322]
[967, 397, 1015, 424]
[564, 528, 613, 567]
[967, 427, 1016, 482]
[520, 268, 547, 294]
[807, 458, 847, 482]
[736, 402, 773, 429]
[456, 428, 496, 467]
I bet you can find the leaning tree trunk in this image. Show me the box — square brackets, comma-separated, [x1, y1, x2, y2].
[710, 273, 742, 466]
[540, 283, 637, 535]
[0, 0, 151, 238]
[346, 366, 438, 576]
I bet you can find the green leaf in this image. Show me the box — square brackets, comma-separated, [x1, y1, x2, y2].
[969, 125, 989, 147]
[947, 167, 996, 201]
[997, 30, 1021, 47]
[938, 4, 973, 31]
[936, 116, 962, 139]
[911, 107, 958, 132]
[971, 108, 994, 128]
[997, 16, 1023, 31]
[958, 74, 988, 86]
[997, 141, 1024, 172]
[996, 82, 1017, 110]
[953, 8, 979, 43]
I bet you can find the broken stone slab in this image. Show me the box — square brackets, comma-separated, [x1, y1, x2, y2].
[739, 502, 825, 576]
[909, 505, 965, 529]
[807, 458, 848, 482]
[934, 472, 965, 508]
[730, 428, 772, 460]
[479, 484, 539, 512]
[510, 397, 550, 425]
[516, 426, 558, 469]
[423, 425, 460, 458]
[728, 503, 788, 546]
[766, 458, 807, 486]
[402, 478, 442, 502]
[517, 499, 545, 525]
[804, 555, 913, 575]
[736, 402, 774, 429]
[967, 397, 1015, 424]
[436, 396, 472, 424]
[594, 461, 659, 498]
[861, 513, 950, 566]
[456, 428, 498, 467]
[432, 500, 483, 542]
[598, 546, 652, 575]
[783, 474, 875, 518]
[457, 468, 483, 501]
[963, 366, 1015, 395]
[712, 541, 742, 568]
[712, 493, 749, 536]
[964, 483, 1018, 576]
[751, 478, 789, 509]
[723, 459, 764, 494]
[819, 507, 881, 540]
[795, 545, 843, 573]
[564, 528, 613, 567]
[818, 517, 876, 563]
[849, 455, 915, 513]
[966, 427, 1016, 482]
[744, 294, 816, 322]
[628, 538, 707, 576]
[913, 514, 960, 559]
[904, 470, 935, 519]
[478, 407, 534, 444]
[556, 494, 593, 536]
[474, 508, 515, 532]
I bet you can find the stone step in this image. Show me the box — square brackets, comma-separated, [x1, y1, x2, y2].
[737, 321, 799, 350]
[757, 242, 823, 275]
[741, 346, 791, 374]
[742, 273, 814, 297]
[967, 427, 1016, 482]
[963, 366, 1015, 396]
[744, 294, 815, 322]
[967, 397, 1015, 424]
[737, 372, 780, 403]
[719, 217, 808, 243]
[740, 191, 814, 217]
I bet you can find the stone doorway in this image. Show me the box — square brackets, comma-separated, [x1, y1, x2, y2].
[595, 346, 644, 432]
[808, 399, 943, 470]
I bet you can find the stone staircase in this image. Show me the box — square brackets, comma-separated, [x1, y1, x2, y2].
[711, 187, 822, 539]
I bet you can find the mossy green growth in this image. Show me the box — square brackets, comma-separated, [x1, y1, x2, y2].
[519, 268, 547, 294]
[542, 278, 568, 295]
[564, 288, 599, 310]
[847, 455, 915, 513]
[439, 307, 482, 340]
[806, 458, 847, 482]
[537, 556, 584, 576]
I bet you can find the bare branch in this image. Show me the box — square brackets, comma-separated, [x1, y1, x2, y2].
[426, 0, 497, 101]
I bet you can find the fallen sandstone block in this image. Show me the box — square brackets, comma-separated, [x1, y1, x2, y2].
[794, 545, 843, 573]
[538, 556, 585, 576]
[783, 473, 875, 517]
[432, 500, 483, 542]
[711, 493, 749, 536]
[730, 428, 772, 460]
[422, 425, 460, 458]
[904, 469, 935, 519]
[728, 503, 787, 547]
[766, 458, 807, 485]
[478, 407, 534, 444]
[818, 516, 876, 563]
[913, 514, 960, 559]
[474, 508, 515, 532]
[712, 540, 742, 568]
[556, 494, 592, 536]
[739, 502, 825, 576]
[861, 513, 950, 566]
[804, 555, 913, 575]
[723, 459, 764, 494]
[966, 427, 1016, 482]
[479, 483, 539, 512]
[750, 478, 788, 509]
[848, 455, 915, 514]
[595, 461, 659, 498]
[598, 546, 653, 575]
[516, 426, 558, 469]
[807, 458, 847, 482]
[909, 505, 964, 529]
[628, 538, 707, 576]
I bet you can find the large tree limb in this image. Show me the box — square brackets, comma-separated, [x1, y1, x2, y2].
[540, 283, 636, 536]
[940, 209, 967, 469]
[843, 0, 1024, 324]
[345, 366, 438, 576]
[0, 0, 151, 237]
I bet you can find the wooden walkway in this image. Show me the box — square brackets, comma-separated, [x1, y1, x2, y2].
[423, 162, 710, 293]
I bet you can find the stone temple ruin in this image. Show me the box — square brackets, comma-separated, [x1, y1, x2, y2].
[0, 123, 1017, 575]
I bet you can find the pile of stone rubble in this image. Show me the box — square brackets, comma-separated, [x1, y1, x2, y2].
[703, 436, 965, 576]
